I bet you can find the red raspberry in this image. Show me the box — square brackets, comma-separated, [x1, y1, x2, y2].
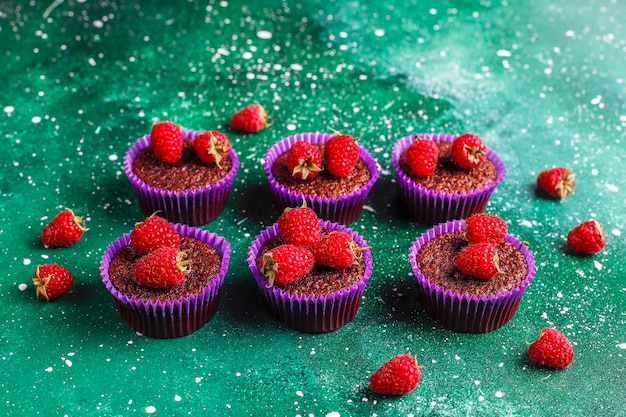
[32, 264, 74, 301]
[405, 136, 439, 177]
[258, 244, 314, 286]
[130, 214, 181, 255]
[311, 231, 365, 269]
[455, 243, 500, 280]
[286, 141, 322, 180]
[465, 213, 508, 245]
[536, 167, 576, 200]
[150, 121, 183, 163]
[193, 130, 232, 168]
[566, 220, 606, 255]
[230, 103, 271, 133]
[370, 354, 423, 395]
[132, 247, 190, 288]
[450, 133, 487, 170]
[41, 208, 88, 248]
[277, 205, 321, 247]
[324, 132, 360, 178]
[528, 328, 574, 369]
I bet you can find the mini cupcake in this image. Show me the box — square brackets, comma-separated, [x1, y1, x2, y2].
[263, 132, 380, 225]
[247, 219, 373, 333]
[124, 124, 239, 226]
[409, 219, 536, 333]
[392, 133, 506, 225]
[100, 222, 231, 338]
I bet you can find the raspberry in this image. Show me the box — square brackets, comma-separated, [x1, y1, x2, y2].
[286, 141, 322, 180]
[324, 132, 360, 178]
[32, 264, 74, 301]
[150, 121, 183, 164]
[258, 244, 315, 287]
[230, 103, 271, 133]
[132, 247, 190, 289]
[405, 136, 439, 177]
[536, 167, 576, 200]
[455, 243, 500, 280]
[566, 220, 606, 255]
[130, 214, 181, 255]
[277, 205, 321, 247]
[528, 328, 574, 369]
[40, 208, 88, 248]
[450, 133, 487, 170]
[193, 130, 231, 168]
[311, 231, 366, 269]
[370, 354, 423, 395]
[465, 213, 508, 245]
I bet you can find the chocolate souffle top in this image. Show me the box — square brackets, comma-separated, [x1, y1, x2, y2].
[271, 144, 371, 197]
[416, 231, 528, 297]
[108, 235, 222, 302]
[257, 228, 366, 296]
[400, 141, 497, 193]
[132, 139, 233, 192]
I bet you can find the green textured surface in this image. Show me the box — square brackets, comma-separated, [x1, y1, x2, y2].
[1, 1, 625, 416]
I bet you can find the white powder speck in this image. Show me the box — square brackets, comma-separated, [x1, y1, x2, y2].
[520, 219, 533, 228]
[23, 258, 31, 265]
[3, 106, 14, 114]
[495, 391, 504, 398]
[611, 229, 621, 236]
[605, 183, 619, 192]
[474, 380, 480, 385]
[290, 63, 303, 71]
[108, 154, 118, 161]
[174, 395, 182, 401]
[145, 406, 156, 414]
[326, 413, 340, 417]
[374, 29, 385, 37]
[287, 123, 297, 131]
[478, 396, 485, 402]
[195, 377, 202, 383]
[45, 367, 53, 372]
[617, 343, 626, 349]
[496, 49, 512, 57]
[65, 359, 72, 367]
[591, 169, 599, 176]
[18, 283, 28, 291]
[594, 260, 602, 271]
[296, 391, 304, 397]
[32, 116, 42, 124]
[257, 30, 272, 39]
[455, 354, 461, 360]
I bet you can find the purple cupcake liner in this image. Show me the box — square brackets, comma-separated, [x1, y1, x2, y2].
[123, 129, 239, 226]
[247, 219, 373, 333]
[100, 223, 231, 338]
[409, 219, 536, 333]
[392, 133, 506, 225]
[263, 132, 380, 225]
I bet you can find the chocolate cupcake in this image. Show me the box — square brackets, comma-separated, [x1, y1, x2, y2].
[264, 132, 380, 225]
[247, 220, 373, 333]
[392, 133, 506, 225]
[409, 219, 536, 333]
[124, 129, 239, 226]
[100, 223, 231, 338]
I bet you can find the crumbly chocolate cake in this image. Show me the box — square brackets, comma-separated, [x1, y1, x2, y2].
[400, 141, 497, 193]
[108, 235, 222, 302]
[257, 228, 366, 296]
[417, 231, 528, 297]
[132, 139, 233, 191]
[271, 144, 371, 197]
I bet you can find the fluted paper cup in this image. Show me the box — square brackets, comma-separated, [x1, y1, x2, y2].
[100, 223, 231, 338]
[124, 130, 239, 226]
[263, 132, 380, 225]
[409, 219, 536, 333]
[247, 219, 373, 333]
[392, 133, 506, 225]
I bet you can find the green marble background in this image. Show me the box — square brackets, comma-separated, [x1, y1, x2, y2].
[1, 1, 625, 416]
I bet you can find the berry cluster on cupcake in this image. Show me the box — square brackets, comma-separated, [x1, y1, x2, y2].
[100, 214, 231, 338]
[264, 131, 380, 225]
[124, 121, 239, 226]
[393, 133, 506, 225]
[247, 203, 373, 333]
